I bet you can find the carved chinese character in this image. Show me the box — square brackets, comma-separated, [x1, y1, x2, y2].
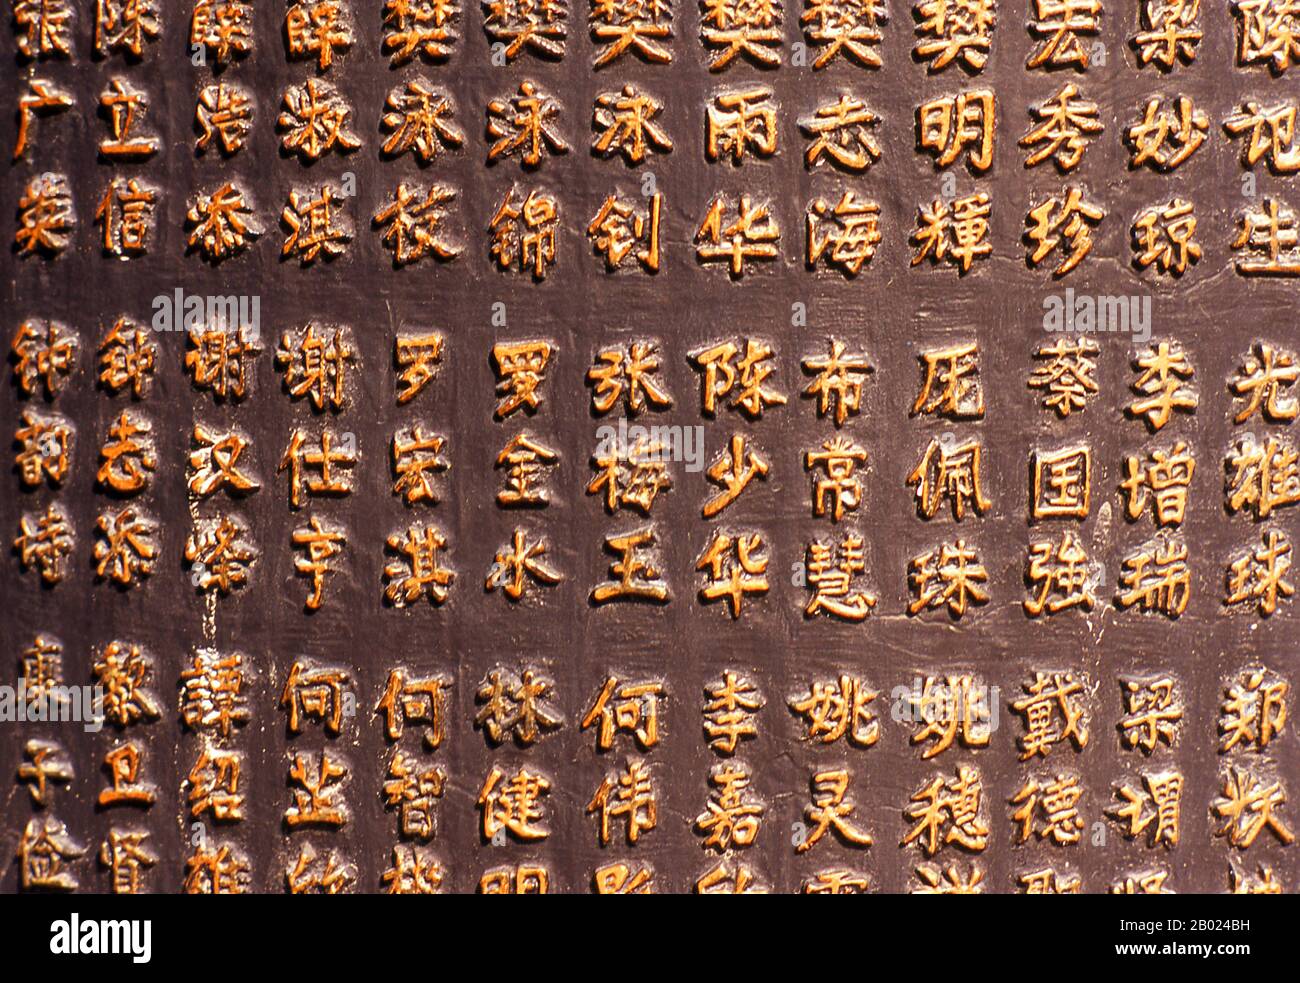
[588, 758, 657, 844]
[797, 769, 872, 852]
[703, 670, 761, 753]
[19, 739, 72, 806]
[695, 194, 780, 276]
[1028, 337, 1098, 416]
[1234, 0, 1300, 72]
[93, 507, 157, 586]
[99, 830, 156, 894]
[908, 437, 990, 519]
[15, 174, 73, 257]
[707, 87, 777, 163]
[913, 343, 983, 419]
[1010, 774, 1086, 845]
[802, 0, 883, 68]
[1026, 0, 1100, 69]
[695, 761, 764, 849]
[591, 527, 670, 602]
[1220, 668, 1288, 752]
[805, 532, 877, 619]
[292, 517, 347, 610]
[582, 677, 663, 750]
[484, 0, 567, 58]
[278, 79, 361, 160]
[703, 434, 769, 516]
[186, 323, 259, 400]
[1233, 198, 1300, 275]
[98, 79, 158, 158]
[909, 540, 989, 617]
[183, 842, 249, 894]
[790, 676, 878, 746]
[908, 674, 991, 757]
[594, 862, 654, 893]
[18, 817, 83, 891]
[276, 323, 355, 411]
[383, 523, 453, 605]
[800, 93, 879, 172]
[391, 425, 448, 505]
[14, 409, 72, 487]
[914, 0, 995, 70]
[1128, 340, 1196, 430]
[374, 182, 461, 266]
[190, 424, 258, 498]
[1025, 188, 1103, 276]
[1118, 535, 1191, 616]
[12, 319, 77, 397]
[285, 751, 349, 828]
[93, 641, 160, 726]
[377, 668, 450, 750]
[281, 185, 352, 264]
[496, 432, 558, 504]
[1125, 95, 1206, 171]
[487, 81, 568, 167]
[1119, 676, 1182, 754]
[1133, 0, 1200, 69]
[802, 339, 871, 425]
[696, 530, 769, 617]
[382, 80, 463, 163]
[285, 0, 354, 69]
[190, 0, 254, 64]
[15, 0, 74, 59]
[805, 436, 868, 521]
[383, 0, 459, 63]
[96, 410, 154, 494]
[180, 649, 251, 738]
[475, 667, 562, 745]
[1225, 101, 1300, 174]
[904, 764, 989, 855]
[702, 0, 781, 69]
[1031, 445, 1090, 519]
[588, 436, 672, 513]
[1226, 434, 1300, 518]
[1112, 769, 1185, 847]
[1132, 197, 1200, 276]
[13, 80, 72, 160]
[489, 187, 558, 278]
[478, 764, 552, 841]
[593, 85, 672, 162]
[186, 182, 261, 261]
[281, 661, 350, 735]
[98, 742, 156, 807]
[15, 504, 74, 585]
[918, 90, 994, 172]
[383, 750, 446, 840]
[588, 193, 662, 272]
[806, 191, 881, 275]
[185, 514, 257, 594]
[1012, 671, 1089, 758]
[1230, 863, 1284, 894]
[286, 844, 354, 894]
[1213, 768, 1294, 847]
[1226, 530, 1294, 616]
[1233, 342, 1299, 421]
[479, 865, 549, 893]
[911, 193, 992, 273]
[493, 340, 553, 415]
[195, 82, 253, 155]
[486, 527, 563, 599]
[913, 863, 984, 893]
[382, 846, 444, 893]
[1025, 530, 1096, 615]
[1021, 83, 1100, 171]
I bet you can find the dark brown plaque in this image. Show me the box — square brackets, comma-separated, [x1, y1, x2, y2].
[2, 0, 1298, 894]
